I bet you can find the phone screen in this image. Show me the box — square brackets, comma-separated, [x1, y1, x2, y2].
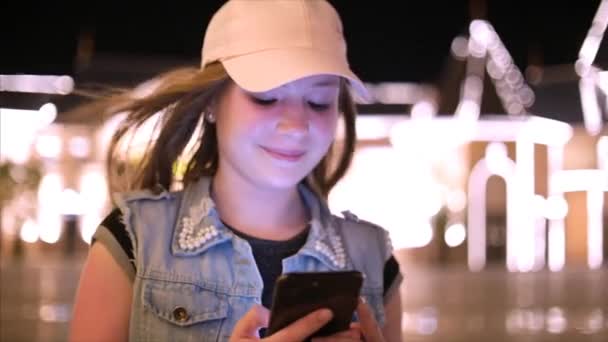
[266, 271, 364, 338]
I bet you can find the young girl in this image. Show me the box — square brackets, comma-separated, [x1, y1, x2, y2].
[69, 1, 402, 341]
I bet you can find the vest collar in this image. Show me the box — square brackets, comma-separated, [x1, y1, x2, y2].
[171, 177, 348, 270]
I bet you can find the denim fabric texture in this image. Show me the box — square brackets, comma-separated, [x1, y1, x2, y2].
[114, 177, 393, 341]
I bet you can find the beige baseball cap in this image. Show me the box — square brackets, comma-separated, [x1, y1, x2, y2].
[201, 0, 372, 103]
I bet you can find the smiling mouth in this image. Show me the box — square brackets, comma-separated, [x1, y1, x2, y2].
[261, 146, 306, 162]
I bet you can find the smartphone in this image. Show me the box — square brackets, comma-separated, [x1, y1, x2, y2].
[266, 270, 364, 338]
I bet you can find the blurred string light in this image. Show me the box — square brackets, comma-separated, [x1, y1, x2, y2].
[0, 74, 74, 94]
[401, 307, 439, 336]
[576, 0, 608, 135]
[36, 171, 63, 244]
[19, 218, 39, 243]
[328, 144, 438, 249]
[467, 142, 517, 272]
[550, 169, 607, 269]
[452, 20, 535, 125]
[444, 223, 466, 247]
[0, 103, 57, 164]
[78, 165, 108, 244]
[462, 116, 573, 272]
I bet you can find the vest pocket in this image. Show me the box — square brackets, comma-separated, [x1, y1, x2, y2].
[142, 279, 228, 328]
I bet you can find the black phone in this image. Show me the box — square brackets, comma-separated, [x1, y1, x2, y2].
[266, 271, 364, 338]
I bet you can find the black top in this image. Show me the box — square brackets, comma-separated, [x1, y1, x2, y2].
[96, 208, 401, 308]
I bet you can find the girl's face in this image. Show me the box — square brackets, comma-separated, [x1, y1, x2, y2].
[215, 74, 341, 191]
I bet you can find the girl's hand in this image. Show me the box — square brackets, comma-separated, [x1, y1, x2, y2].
[230, 304, 334, 342]
[354, 297, 385, 342]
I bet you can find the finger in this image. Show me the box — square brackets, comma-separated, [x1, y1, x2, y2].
[356, 297, 384, 342]
[349, 322, 361, 331]
[329, 328, 362, 339]
[266, 308, 333, 342]
[231, 304, 270, 339]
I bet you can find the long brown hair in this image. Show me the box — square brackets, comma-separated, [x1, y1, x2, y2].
[88, 63, 357, 199]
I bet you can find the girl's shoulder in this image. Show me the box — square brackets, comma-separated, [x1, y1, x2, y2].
[333, 210, 387, 232]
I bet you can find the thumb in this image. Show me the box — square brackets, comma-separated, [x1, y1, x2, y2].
[231, 305, 270, 339]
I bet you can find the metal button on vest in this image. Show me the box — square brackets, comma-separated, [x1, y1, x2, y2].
[172, 307, 189, 322]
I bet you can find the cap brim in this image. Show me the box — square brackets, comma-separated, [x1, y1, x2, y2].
[220, 48, 372, 103]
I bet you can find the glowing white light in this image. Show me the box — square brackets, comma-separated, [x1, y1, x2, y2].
[68, 136, 90, 158]
[548, 219, 566, 272]
[579, 77, 603, 136]
[581, 309, 604, 335]
[411, 100, 437, 120]
[338, 116, 402, 141]
[505, 69, 523, 88]
[550, 169, 608, 192]
[544, 196, 569, 220]
[470, 20, 494, 49]
[514, 136, 536, 272]
[354, 117, 394, 140]
[416, 307, 438, 335]
[0, 74, 74, 94]
[486, 59, 505, 79]
[37, 172, 63, 244]
[546, 307, 567, 334]
[79, 166, 108, 244]
[506, 101, 524, 115]
[455, 99, 480, 121]
[39, 304, 70, 323]
[329, 146, 440, 249]
[467, 156, 516, 272]
[485, 142, 509, 174]
[39, 103, 58, 125]
[446, 189, 467, 213]
[575, 59, 592, 77]
[580, 36, 602, 66]
[19, 219, 39, 243]
[445, 223, 466, 247]
[368, 82, 425, 104]
[468, 38, 487, 58]
[35, 134, 62, 159]
[451, 36, 469, 59]
[0, 104, 57, 163]
[463, 75, 484, 98]
[547, 145, 566, 272]
[577, 0, 608, 76]
[518, 87, 535, 107]
[59, 189, 84, 216]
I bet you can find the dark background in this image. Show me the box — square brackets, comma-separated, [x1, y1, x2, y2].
[2, 1, 608, 123]
[3, 1, 605, 83]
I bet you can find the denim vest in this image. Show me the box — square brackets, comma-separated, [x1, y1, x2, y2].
[114, 177, 393, 342]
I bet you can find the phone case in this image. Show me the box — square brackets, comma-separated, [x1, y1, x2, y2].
[266, 271, 364, 338]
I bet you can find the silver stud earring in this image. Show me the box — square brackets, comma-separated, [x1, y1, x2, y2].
[206, 112, 216, 123]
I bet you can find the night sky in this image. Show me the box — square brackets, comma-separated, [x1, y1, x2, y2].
[2, 1, 606, 85]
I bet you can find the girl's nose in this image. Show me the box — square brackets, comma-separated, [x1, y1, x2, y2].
[276, 106, 309, 137]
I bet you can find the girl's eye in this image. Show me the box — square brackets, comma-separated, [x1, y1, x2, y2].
[308, 102, 331, 111]
[251, 96, 277, 106]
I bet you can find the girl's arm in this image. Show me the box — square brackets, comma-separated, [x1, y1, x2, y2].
[69, 243, 133, 342]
